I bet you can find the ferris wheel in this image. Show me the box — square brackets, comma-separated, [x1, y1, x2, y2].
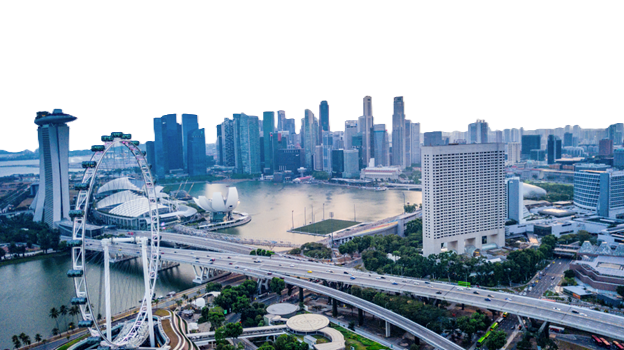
[67, 132, 161, 348]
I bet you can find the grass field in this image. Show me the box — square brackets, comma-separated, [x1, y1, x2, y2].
[330, 324, 388, 350]
[294, 219, 359, 234]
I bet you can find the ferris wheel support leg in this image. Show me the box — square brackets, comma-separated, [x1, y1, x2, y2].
[102, 239, 112, 342]
[140, 238, 156, 347]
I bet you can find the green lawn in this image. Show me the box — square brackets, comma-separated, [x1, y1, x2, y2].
[294, 219, 359, 234]
[330, 324, 388, 350]
[55, 334, 88, 350]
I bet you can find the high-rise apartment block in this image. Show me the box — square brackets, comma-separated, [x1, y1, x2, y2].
[404, 120, 412, 168]
[599, 139, 614, 157]
[322, 131, 333, 174]
[391, 96, 406, 168]
[607, 123, 623, 145]
[506, 142, 521, 164]
[32, 109, 75, 227]
[422, 143, 506, 256]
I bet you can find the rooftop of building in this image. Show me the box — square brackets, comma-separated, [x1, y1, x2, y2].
[573, 255, 624, 278]
[34, 109, 77, 126]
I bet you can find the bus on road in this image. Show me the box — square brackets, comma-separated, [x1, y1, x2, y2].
[476, 331, 491, 348]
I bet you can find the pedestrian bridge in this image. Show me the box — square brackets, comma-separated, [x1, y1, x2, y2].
[188, 325, 288, 345]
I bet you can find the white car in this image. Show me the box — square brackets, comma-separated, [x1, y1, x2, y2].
[290, 264, 295, 267]
[376, 277, 381, 279]
[457, 287, 464, 291]
[552, 307, 561, 311]
[414, 281, 419, 285]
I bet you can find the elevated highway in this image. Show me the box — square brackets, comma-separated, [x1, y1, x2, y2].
[188, 325, 288, 345]
[87, 239, 624, 344]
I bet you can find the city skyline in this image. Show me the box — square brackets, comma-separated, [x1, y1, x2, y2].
[2, 1, 624, 151]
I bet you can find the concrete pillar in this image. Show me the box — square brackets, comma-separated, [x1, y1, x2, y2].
[461, 303, 465, 310]
[538, 321, 548, 335]
[332, 298, 338, 318]
[299, 287, 304, 303]
[358, 309, 364, 326]
[385, 321, 391, 337]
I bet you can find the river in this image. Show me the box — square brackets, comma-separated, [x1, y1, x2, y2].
[0, 181, 421, 348]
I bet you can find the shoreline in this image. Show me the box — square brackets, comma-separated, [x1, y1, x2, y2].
[0, 251, 70, 268]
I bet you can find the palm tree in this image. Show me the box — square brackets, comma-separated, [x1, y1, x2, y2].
[69, 305, 80, 324]
[59, 305, 68, 332]
[52, 328, 59, 337]
[42, 339, 48, 350]
[49, 308, 59, 330]
[12, 335, 21, 349]
[68, 322, 75, 334]
[22, 335, 31, 346]
[35, 334, 42, 344]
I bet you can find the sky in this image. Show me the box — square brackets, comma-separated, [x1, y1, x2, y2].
[1, 1, 623, 152]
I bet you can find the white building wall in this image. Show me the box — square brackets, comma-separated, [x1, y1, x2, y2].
[422, 143, 506, 256]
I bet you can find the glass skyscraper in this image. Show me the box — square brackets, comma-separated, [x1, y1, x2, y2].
[182, 114, 199, 172]
[263, 111, 276, 173]
[233, 113, 261, 174]
[153, 114, 184, 177]
[187, 128, 207, 177]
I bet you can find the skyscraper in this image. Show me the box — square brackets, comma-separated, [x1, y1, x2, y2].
[319, 101, 330, 133]
[547, 135, 562, 164]
[468, 119, 488, 144]
[607, 123, 624, 145]
[362, 96, 373, 166]
[506, 142, 521, 164]
[563, 132, 574, 147]
[422, 143, 506, 256]
[599, 139, 614, 157]
[187, 128, 207, 177]
[391, 96, 406, 168]
[423, 131, 443, 146]
[32, 109, 75, 227]
[521, 135, 541, 159]
[404, 119, 412, 168]
[410, 122, 421, 165]
[343, 149, 360, 178]
[217, 118, 235, 167]
[303, 109, 318, 169]
[181, 114, 199, 172]
[506, 177, 524, 224]
[233, 113, 261, 174]
[322, 131, 333, 174]
[277, 110, 286, 132]
[372, 124, 389, 166]
[263, 111, 276, 173]
[154, 114, 184, 177]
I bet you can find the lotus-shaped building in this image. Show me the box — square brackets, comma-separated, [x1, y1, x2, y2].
[193, 187, 239, 222]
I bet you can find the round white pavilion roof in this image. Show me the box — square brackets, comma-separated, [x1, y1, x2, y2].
[286, 314, 329, 333]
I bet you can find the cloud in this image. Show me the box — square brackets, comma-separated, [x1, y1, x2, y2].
[0, 60, 243, 99]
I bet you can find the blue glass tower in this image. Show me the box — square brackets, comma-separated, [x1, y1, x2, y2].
[187, 128, 207, 177]
[182, 114, 199, 171]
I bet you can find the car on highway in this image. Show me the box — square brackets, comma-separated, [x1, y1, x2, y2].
[425, 281, 431, 284]
[391, 280, 398, 285]
[571, 309, 579, 314]
[485, 298, 491, 301]
[195, 257, 199, 260]
[505, 298, 512, 301]
[380, 276, 386, 279]
[207, 255, 210, 257]
[473, 291, 479, 294]
[229, 262, 233, 265]
[235, 266, 239, 269]
[552, 307, 561, 311]
[376, 277, 381, 279]
[350, 276, 356, 280]
[344, 271, 349, 275]
[457, 287, 464, 291]
[413, 281, 419, 285]
[488, 294, 494, 298]
[191, 252, 194, 255]
[161, 252, 165, 255]
[436, 291, 442, 295]
[580, 313, 587, 317]
[136, 251, 140, 254]
[227, 256, 231, 259]
[290, 264, 295, 267]
[308, 270, 313, 273]
[551, 276, 555, 280]
[267, 272, 272, 275]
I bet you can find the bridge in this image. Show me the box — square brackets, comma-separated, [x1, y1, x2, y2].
[321, 210, 421, 245]
[85, 237, 624, 346]
[188, 325, 288, 345]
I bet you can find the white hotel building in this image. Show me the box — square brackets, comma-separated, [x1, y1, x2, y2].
[422, 143, 506, 256]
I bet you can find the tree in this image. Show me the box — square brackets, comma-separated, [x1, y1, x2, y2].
[348, 321, 355, 330]
[233, 296, 251, 314]
[52, 328, 59, 337]
[617, 286, 624, 299]
[258, 343, 275, 350]
[12, 335, 21, 349]
[205, 282, 222, 293]
[49, 307, 59, 329]
[486, 330, 507, 350]
[207, 311, 225, 330]
[564, 270, 575, 279]
[69, 305, 80, 323]
[269, 278, 286, 295]
[35, 334, 42, 344]
[224, 322, 243, 339]
[214, 327, 227, 343]
[59, 305, 68, 332]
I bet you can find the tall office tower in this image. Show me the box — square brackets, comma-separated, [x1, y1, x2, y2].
[506, 142, 522, 164]
[344, 120, 358, 150]
[181, 114, 198, 171]
[332, 131, 344, 150]
[405, 120, 413, 165]
[506, 177, 524, 224]
[503, 129, 511, 143]
[277, 110, 286, 131]
[572, 125, 581, 138]
[351, 134, 364, 169]
[495, 131, 503, 143]
[331, 149, 344, 177]
[421, 143, 506, 256]
[547, 135, 562, 164]
[284, 118, 296, 136]
[468, 119, 488, 144]
[187, 128, 207, 177]
[154, 114, 184, 177]
[217, 118, 235, 167]
[275, 148, 304, 172]
[233, 113, 261, 174]
[391, 96, 406, 168]
[32, 110, 75, 227]
[322, 131, 333, 174]
[563, 132, 574, 147]
[263, 111, 276, 173]
[343, 149, 360, 178]
[314, 145, 323, 171]
[521, 135, 541, 160]
[423, 131, 444, 146]
[362, 96, 374, 166]
[599, 139, 614, 157]
[410, 122, 421, 165]
[372, 124, 389, 166]
[303, 109, 318, 169]
[146, 141, 155, 170]
[607, 123, 624, 145]
[574, 164, 624, 218]
[319, 100, 330, 133]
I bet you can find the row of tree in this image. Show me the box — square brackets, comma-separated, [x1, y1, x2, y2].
[0, 214, 62, 259]
[11, 333, 44, 350]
